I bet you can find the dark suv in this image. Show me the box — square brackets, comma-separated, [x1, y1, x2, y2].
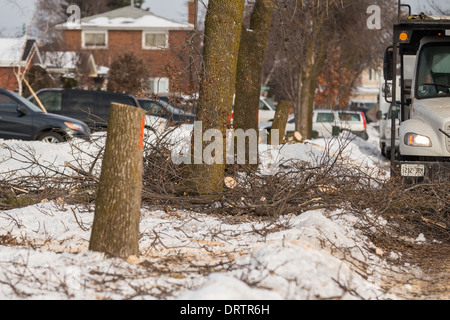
[29, 89, 140, 129]
[138, 98, 195, 125]
[0, 88, 90, 143]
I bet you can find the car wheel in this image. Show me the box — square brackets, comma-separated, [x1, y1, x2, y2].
[38, 132, 65, 144]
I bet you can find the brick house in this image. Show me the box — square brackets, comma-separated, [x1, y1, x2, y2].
[56, 1, 197, 95]
[350, 67, 382, 122]
[0, 37, 42, 92]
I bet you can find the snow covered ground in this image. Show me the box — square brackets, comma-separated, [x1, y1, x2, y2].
[0, 123, 421, 300]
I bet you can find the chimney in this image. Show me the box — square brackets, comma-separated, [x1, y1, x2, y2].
[188, 0, 197, 28]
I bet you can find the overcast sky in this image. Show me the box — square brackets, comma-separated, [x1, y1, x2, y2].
[0, 0, 195, 36]
[0, 0, 449, 37]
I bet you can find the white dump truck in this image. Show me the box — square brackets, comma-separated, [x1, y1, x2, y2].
[383, 1, 450, 182]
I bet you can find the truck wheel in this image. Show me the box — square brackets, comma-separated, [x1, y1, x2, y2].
[380, 143, 386, 157]
[386, 148, 391, 160]
[38, 132, 65, 144]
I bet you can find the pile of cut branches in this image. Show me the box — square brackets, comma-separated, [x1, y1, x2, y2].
[141, 132, 383, 217]
[343, 179, 450, 245]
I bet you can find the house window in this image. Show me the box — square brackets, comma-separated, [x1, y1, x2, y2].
[149, 77, 170, 94]
[143, 32, 168, 49]
[82, 31, 108, 48]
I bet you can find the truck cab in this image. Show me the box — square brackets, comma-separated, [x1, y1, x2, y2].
[383, 4, 450, 182]
[379, 54, 416, 159]
[403, 37, 450, 158]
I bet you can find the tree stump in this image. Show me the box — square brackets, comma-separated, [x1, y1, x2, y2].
[89, 103, 146, 259]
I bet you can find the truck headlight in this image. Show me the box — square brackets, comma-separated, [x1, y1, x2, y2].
[404, 133, 432, 147]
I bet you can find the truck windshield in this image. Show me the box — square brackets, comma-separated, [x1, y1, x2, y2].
[417, 44, 450, 99]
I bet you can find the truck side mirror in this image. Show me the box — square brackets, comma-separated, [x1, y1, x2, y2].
[383, 46, 394, 81]
[376, 110, 382, 120]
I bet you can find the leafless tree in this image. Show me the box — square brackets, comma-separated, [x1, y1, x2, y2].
[9, 0, 62, 98]
[264, 0, 396, 139]
[419, 0, 450, 15]
[107, 52, 148, 96]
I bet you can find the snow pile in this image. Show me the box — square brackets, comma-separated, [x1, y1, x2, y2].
[0, 203, 399, 300]
[0, 123, 409, 300]
[180, 210, 394, 300]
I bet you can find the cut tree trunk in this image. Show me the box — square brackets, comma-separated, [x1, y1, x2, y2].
[89, 103, 146, 259]
[234, 0, 274, 164]
[187, 0, 246, 196]
[269, 100, 291, 144]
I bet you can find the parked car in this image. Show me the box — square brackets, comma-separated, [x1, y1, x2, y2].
[313, 109, 368, 140]
[258, 97, 278, 123]
[157, 94, 186, 105]
[229, 96, 278, 126]
[259, 109, 368, 140]
[137, 98, 195, 125]
[0, 88, 90, 143]
[28, 89, 140, 129]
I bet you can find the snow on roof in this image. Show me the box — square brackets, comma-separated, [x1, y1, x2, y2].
[42, 51, 99, 77]
[43, 51, 79, 69]
[57, 6, 193, 30]
[0, 37, 39, 67]
[96, 65, 110, 75]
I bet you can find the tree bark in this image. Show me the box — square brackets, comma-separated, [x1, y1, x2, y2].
[234, 0, 274, 163]
[295, 9, 329, 140]
[89, 103, 146, 258]
[188, 0, 246, 195]
[269, 100, 291, 144]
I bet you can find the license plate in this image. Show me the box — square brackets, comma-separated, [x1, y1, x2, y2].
[401, 164, 425, 177]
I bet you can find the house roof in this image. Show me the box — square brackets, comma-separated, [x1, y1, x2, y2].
[57, 6, 194, 31]
[0, 37, 42, 67]
[42, 51, 98, 77]
[43, 51, 79, 69]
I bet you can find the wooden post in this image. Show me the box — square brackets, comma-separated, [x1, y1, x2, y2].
[269, 100, 291, 145]
[89, 103, 146, 259]
[23, 78, 47, 113]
